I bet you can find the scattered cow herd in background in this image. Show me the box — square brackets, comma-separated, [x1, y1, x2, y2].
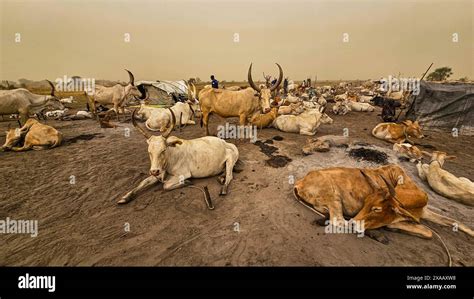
[1, 64, 473, 254]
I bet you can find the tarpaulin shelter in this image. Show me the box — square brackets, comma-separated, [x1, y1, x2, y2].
[405, 81, 474, 136]
[136, 80, 189, 105]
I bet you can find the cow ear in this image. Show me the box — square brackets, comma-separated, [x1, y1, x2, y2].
[166, 138, 183, 147]
[445, 155, 457, 160]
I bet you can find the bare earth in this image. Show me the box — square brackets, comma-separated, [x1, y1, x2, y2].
[1, 105, 473, 266]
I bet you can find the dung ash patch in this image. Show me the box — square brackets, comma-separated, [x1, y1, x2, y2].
[66, 133, 104, 144]
[254, 139, 291, 168]
[349, 147, 388, 164]
[266, 155, 292, 168]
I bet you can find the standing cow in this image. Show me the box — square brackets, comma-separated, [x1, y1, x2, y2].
[90, 69, 142, 120]
[199, 63, 283, 135]
[0, 80, 64, 125]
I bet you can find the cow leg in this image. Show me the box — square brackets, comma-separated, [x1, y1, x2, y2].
[113, 104, 120, 121]
[118, 175, 160, 204]
[365, 230, 389, 244]
[202, 112, 210, 136]
[219, 153, 236, 196]
[422, 209, 474, 237]
[385, 222, 432, 239]
[327, 201, 346, 227]
[163, 175, 191, 191]
[11, 143, 33, 152]
[239, 113, 247, 126]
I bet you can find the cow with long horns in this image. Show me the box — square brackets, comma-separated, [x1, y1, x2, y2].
[90, 69, 142, 120]
[198, 63, 283, 135]
[0, 80, 64, 125]
[119, 109, 239, 204]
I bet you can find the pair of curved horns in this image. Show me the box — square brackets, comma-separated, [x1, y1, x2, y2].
[132, 107, 176, 139]
[125, 69, 135, 86]
[248, 63, 283, 93]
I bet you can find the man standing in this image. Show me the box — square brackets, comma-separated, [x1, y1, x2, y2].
[210, 75, 219, 89]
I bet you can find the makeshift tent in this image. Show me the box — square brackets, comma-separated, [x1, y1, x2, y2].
[135, 80, 189, 105]
[405, 81, 474, 136]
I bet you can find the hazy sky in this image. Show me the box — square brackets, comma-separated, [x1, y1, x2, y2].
[0, 0, 472, 82]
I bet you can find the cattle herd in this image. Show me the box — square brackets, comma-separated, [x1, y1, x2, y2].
[1, 64, 473, 265]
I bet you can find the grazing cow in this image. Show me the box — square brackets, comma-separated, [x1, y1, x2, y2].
[371, 96, 402, 122]
[293, 164, 474, 238]
[2, 119, 62, 151]
[0, 80, 64, 125]
[250, 107, 278, 129]
[119, 109, 239, 203]
[372, 120, 424, 144]
[302, 135, 350, 154]
[90, 70, 142, 120]
[199, 63, 283, 135]
[273, 106, 333, 135]
[348, 101, 374, 112]
[417, 151, 474, 206]
[393, 143, 423, 162]
[332, 100, 351, 115]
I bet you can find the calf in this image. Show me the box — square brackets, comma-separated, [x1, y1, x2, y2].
[250, 107, 278, 129]
[2, 119, 62, 151]
[372, 120, 424, 143]
[348, 101, 374, 112]
[417, 151, 474, 206]
[273, 106, 333, 135]
[393, 143, 423, 162]
[302, 135, 350, 154]
[293, 164, 474, 238]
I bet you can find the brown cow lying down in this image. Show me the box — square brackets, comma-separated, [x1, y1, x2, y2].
[250, 107, 278, 129]
[2, 118, 62, 151]
[417, 151, 474, 207]
[372, 120, 424, 143]
[293, 164, 474, 239]
[302, 135, 350, 154]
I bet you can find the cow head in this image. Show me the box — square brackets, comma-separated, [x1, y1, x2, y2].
[318, 106, 333, 124]
[353, 171, 420, 230]
[423, 150, 456, 167]
[186, 82, 201, 117]
[402, 120, 424, 138]
[2, 127, 23, 151]
[248, 63, 283, 113]
[132, 108, 176, 181]
[124, 69, 142, 99]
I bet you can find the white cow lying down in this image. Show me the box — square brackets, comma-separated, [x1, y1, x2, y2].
[119, 109, 239, 204]
[417, 151, 474, 206]
[273, 106, 333, 135]
[145, 102, 198, 132]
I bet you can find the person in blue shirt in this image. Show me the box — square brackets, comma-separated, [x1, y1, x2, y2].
[210, 75, 219, 89]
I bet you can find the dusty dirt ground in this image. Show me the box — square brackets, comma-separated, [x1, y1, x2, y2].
[0, 104, 473, 266]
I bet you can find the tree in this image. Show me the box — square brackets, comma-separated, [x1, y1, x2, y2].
[426, 67, 453, 81]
